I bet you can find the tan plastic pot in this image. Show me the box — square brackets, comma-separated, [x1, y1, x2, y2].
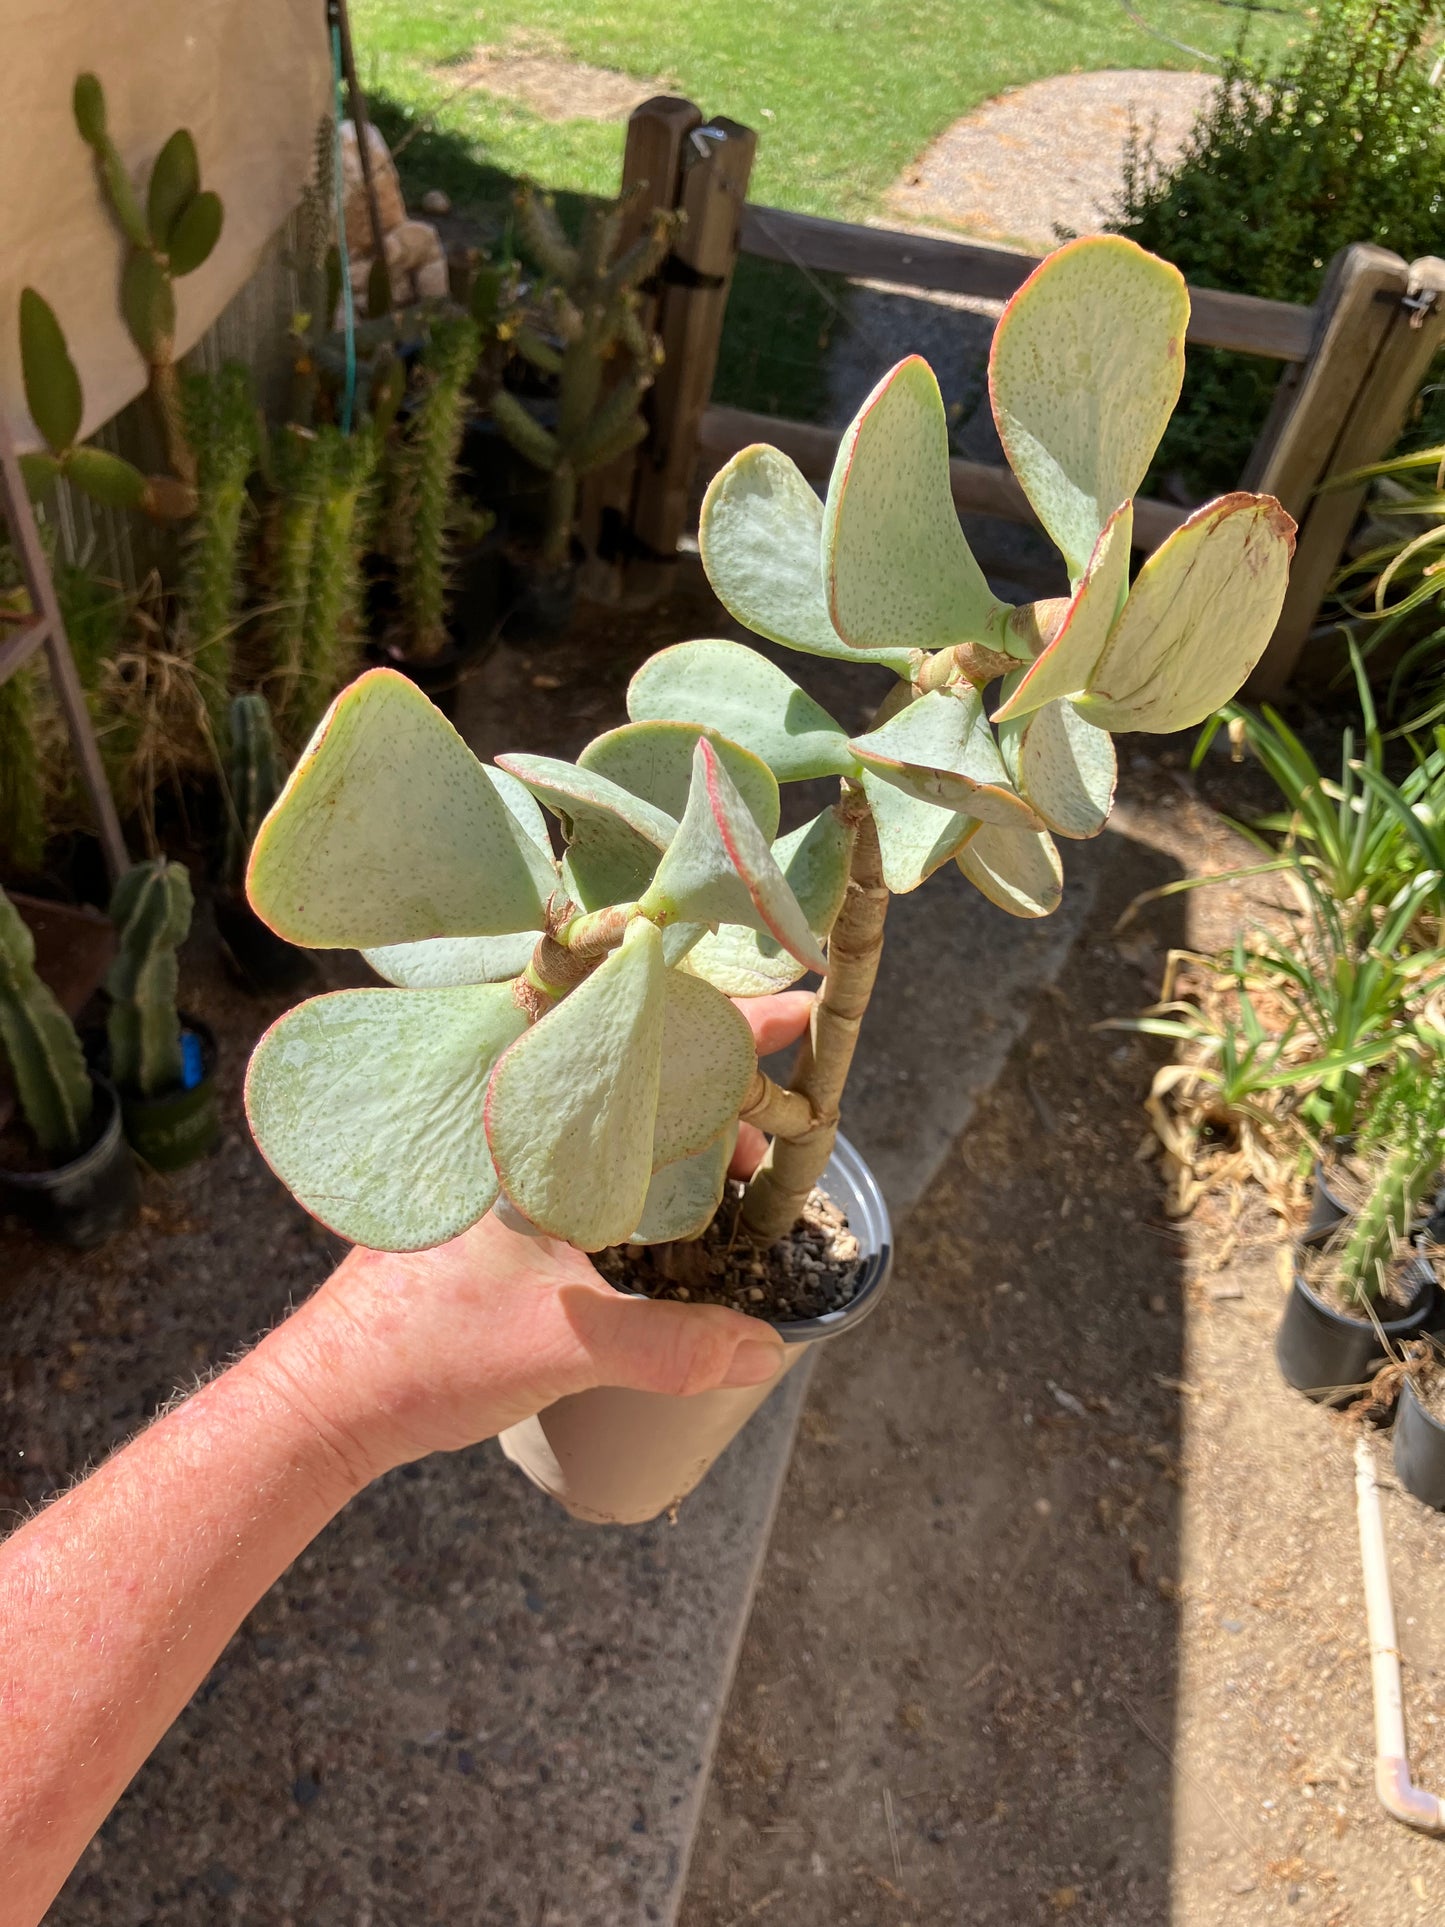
[499, 1134, 893, 1525]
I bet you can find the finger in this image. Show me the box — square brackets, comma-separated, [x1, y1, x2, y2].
[735, 990, 814, 1058]
[558, 1283, 785, 1395]
[730, 1120, 767, 1178]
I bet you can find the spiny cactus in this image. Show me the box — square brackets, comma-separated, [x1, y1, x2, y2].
[0, 885, 93, 1158]
[180, 363, 260, 732]
[106, 858, 193, 1099]
[73, 72, 223, 491]
[492, 187, 675, 570]
[384, 315, 483, 661]
[239, 236, 1293, 1273]
[223, 692, 282, 892]
[264, 418, 383, 739]
[1337, 1055, 1445, 1308]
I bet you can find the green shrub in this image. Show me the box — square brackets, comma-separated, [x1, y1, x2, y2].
[1118, 0, 1445, 493]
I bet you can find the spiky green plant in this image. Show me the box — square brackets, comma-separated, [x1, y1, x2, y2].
[223, 692, 282, 892]
[384, 314, 482, 662]
[106, 859, 193, 1099]
[0, 669, 44, 873]
[492, 187, 675, 571]
[264, 421, 383, 740]
[237, 237, 1296, 1265]
[73, 71, 223, 490]
[0, 885, 93, 1159]
[180, 363, 259, 733]
[1337, 1052, 1445, 1308]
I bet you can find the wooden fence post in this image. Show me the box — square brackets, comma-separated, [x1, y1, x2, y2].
[1247, 247, 1445, 696]
[629, 117, 757, 564]
[577, 95, 701, 601]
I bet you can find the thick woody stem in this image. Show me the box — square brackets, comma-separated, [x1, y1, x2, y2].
[739, 785, 889, 1245]
[511, 900, 635, 1022]
[737, 1069, 823, 1143]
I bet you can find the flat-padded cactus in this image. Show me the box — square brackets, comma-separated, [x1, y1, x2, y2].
[106, 859, 193, 1098]
[243, 235, 1295, 1259]
[0, 886, 93, 1159]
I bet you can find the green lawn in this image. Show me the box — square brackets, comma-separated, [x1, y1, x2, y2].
[351, 0, 1307, 221]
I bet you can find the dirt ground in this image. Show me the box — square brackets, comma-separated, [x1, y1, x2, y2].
[681, 756, 1445, 1927]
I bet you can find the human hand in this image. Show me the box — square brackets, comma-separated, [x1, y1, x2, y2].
[252, 991, 814, 1490]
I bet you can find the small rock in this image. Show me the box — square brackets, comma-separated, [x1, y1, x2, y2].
[531, 673, 562, 690]
[1034, 1497, 1052, 1517]
[1147, 1293, 1167, 1315]
[456, 1749, 475, 1775]
[292, 1771, 321, 1809]
[1221, 1617, 1244, 1635]
[421, 188, 452, 215]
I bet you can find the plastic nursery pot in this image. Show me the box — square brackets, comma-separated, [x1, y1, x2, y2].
[1394, 1376, 1445, 1510]
[447, 528, 508, 662]
[214, 891, 316, 997]
[118, 1014, 221, 1173]
[0, 1077, 140, 1248]
[365, 637, 462, 718]
[499, 541, 584, 647]
[1304, 1137, 1357, 1245]
[499, 1133, 894, 1526]
[1275, 1252, 1436, 1402]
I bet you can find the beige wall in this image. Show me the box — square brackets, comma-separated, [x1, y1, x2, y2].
[1, 0, 330, 448]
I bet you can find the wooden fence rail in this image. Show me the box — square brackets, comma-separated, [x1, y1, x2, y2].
[599, 95, 1445, 698]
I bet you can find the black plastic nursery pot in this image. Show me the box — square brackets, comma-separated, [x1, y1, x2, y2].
[447, 529, 508, 661]
[1394, 1377, 1445, 1510]
[0, 1077, 140, 1248]
[366, 637, 461, 717]
[499, 542, 584, 647]
[118, 1015, 221, 1173]
[1304, 1138, 1356, 1244]
[1275, 1252, 1436, 1401]
[499, 1134, 894, 1525]
[214, 891, 316, 996]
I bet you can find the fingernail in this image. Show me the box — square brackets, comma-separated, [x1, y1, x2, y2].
[722, 1339, 784, 1388]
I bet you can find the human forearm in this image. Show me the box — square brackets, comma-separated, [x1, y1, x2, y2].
[0, 1306, 365, 1926]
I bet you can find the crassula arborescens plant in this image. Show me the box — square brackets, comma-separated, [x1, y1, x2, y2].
[243, 237, 1295, 1257]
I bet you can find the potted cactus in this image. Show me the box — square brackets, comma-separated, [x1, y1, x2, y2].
[215, 693, 316, 995]
[103, 859, 220, 1171]
[240, 237, 1295, 1523]
[0, 887, 139, 1245]
[491, 185, 675, 637]
[1279, 1053, 1443, 1400]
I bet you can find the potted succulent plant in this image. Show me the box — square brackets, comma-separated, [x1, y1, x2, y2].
[1279, 1053, 1443, 1400]
[0, 886, 139, 1246]
[104, 859, 220, 1172]
[240, 236, 1295, 1524]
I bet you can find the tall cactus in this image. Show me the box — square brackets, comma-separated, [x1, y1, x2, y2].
[492, 187, 675, 569]
[181, 364, 260, 732]
[386, 315, 482, 660]
[73, 71, 224, 491]
[106, 859, 193, 1098]
[1338, 1057, 1445, 1308]
[224, 692, 282, 892]
[0, 886, 93, 1159]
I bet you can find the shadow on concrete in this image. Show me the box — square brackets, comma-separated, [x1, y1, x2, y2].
[682, 816, 1194, 1927]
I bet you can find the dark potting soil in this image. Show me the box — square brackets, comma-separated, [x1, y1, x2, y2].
[1299, 1240, 1423, 1319]
[596, 1184, 863, 1324]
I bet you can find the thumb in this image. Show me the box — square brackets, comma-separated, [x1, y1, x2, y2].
[556, 1284, 786, 1398]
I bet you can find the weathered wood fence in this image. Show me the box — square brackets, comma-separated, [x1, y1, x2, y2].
[594, 96, 1445, 697]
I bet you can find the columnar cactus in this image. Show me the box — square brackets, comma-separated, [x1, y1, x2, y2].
[73, 72, 223, 490]
[0, 886, 93, 1159]
[181, 363, 261, 729]
[242, 237, 1294, 1261]
[223, 691, 283, 893]
[384, 315, 483, 661]
[492, 187, 676, 569]
[1338, 1056, 1445, 1306]
[106, 859, 193, 1099]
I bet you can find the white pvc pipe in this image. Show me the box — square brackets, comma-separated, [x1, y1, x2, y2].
[1354, 1435, 1445, 1834]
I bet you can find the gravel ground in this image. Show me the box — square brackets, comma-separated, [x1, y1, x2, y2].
[887, 69, 1217, 251]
